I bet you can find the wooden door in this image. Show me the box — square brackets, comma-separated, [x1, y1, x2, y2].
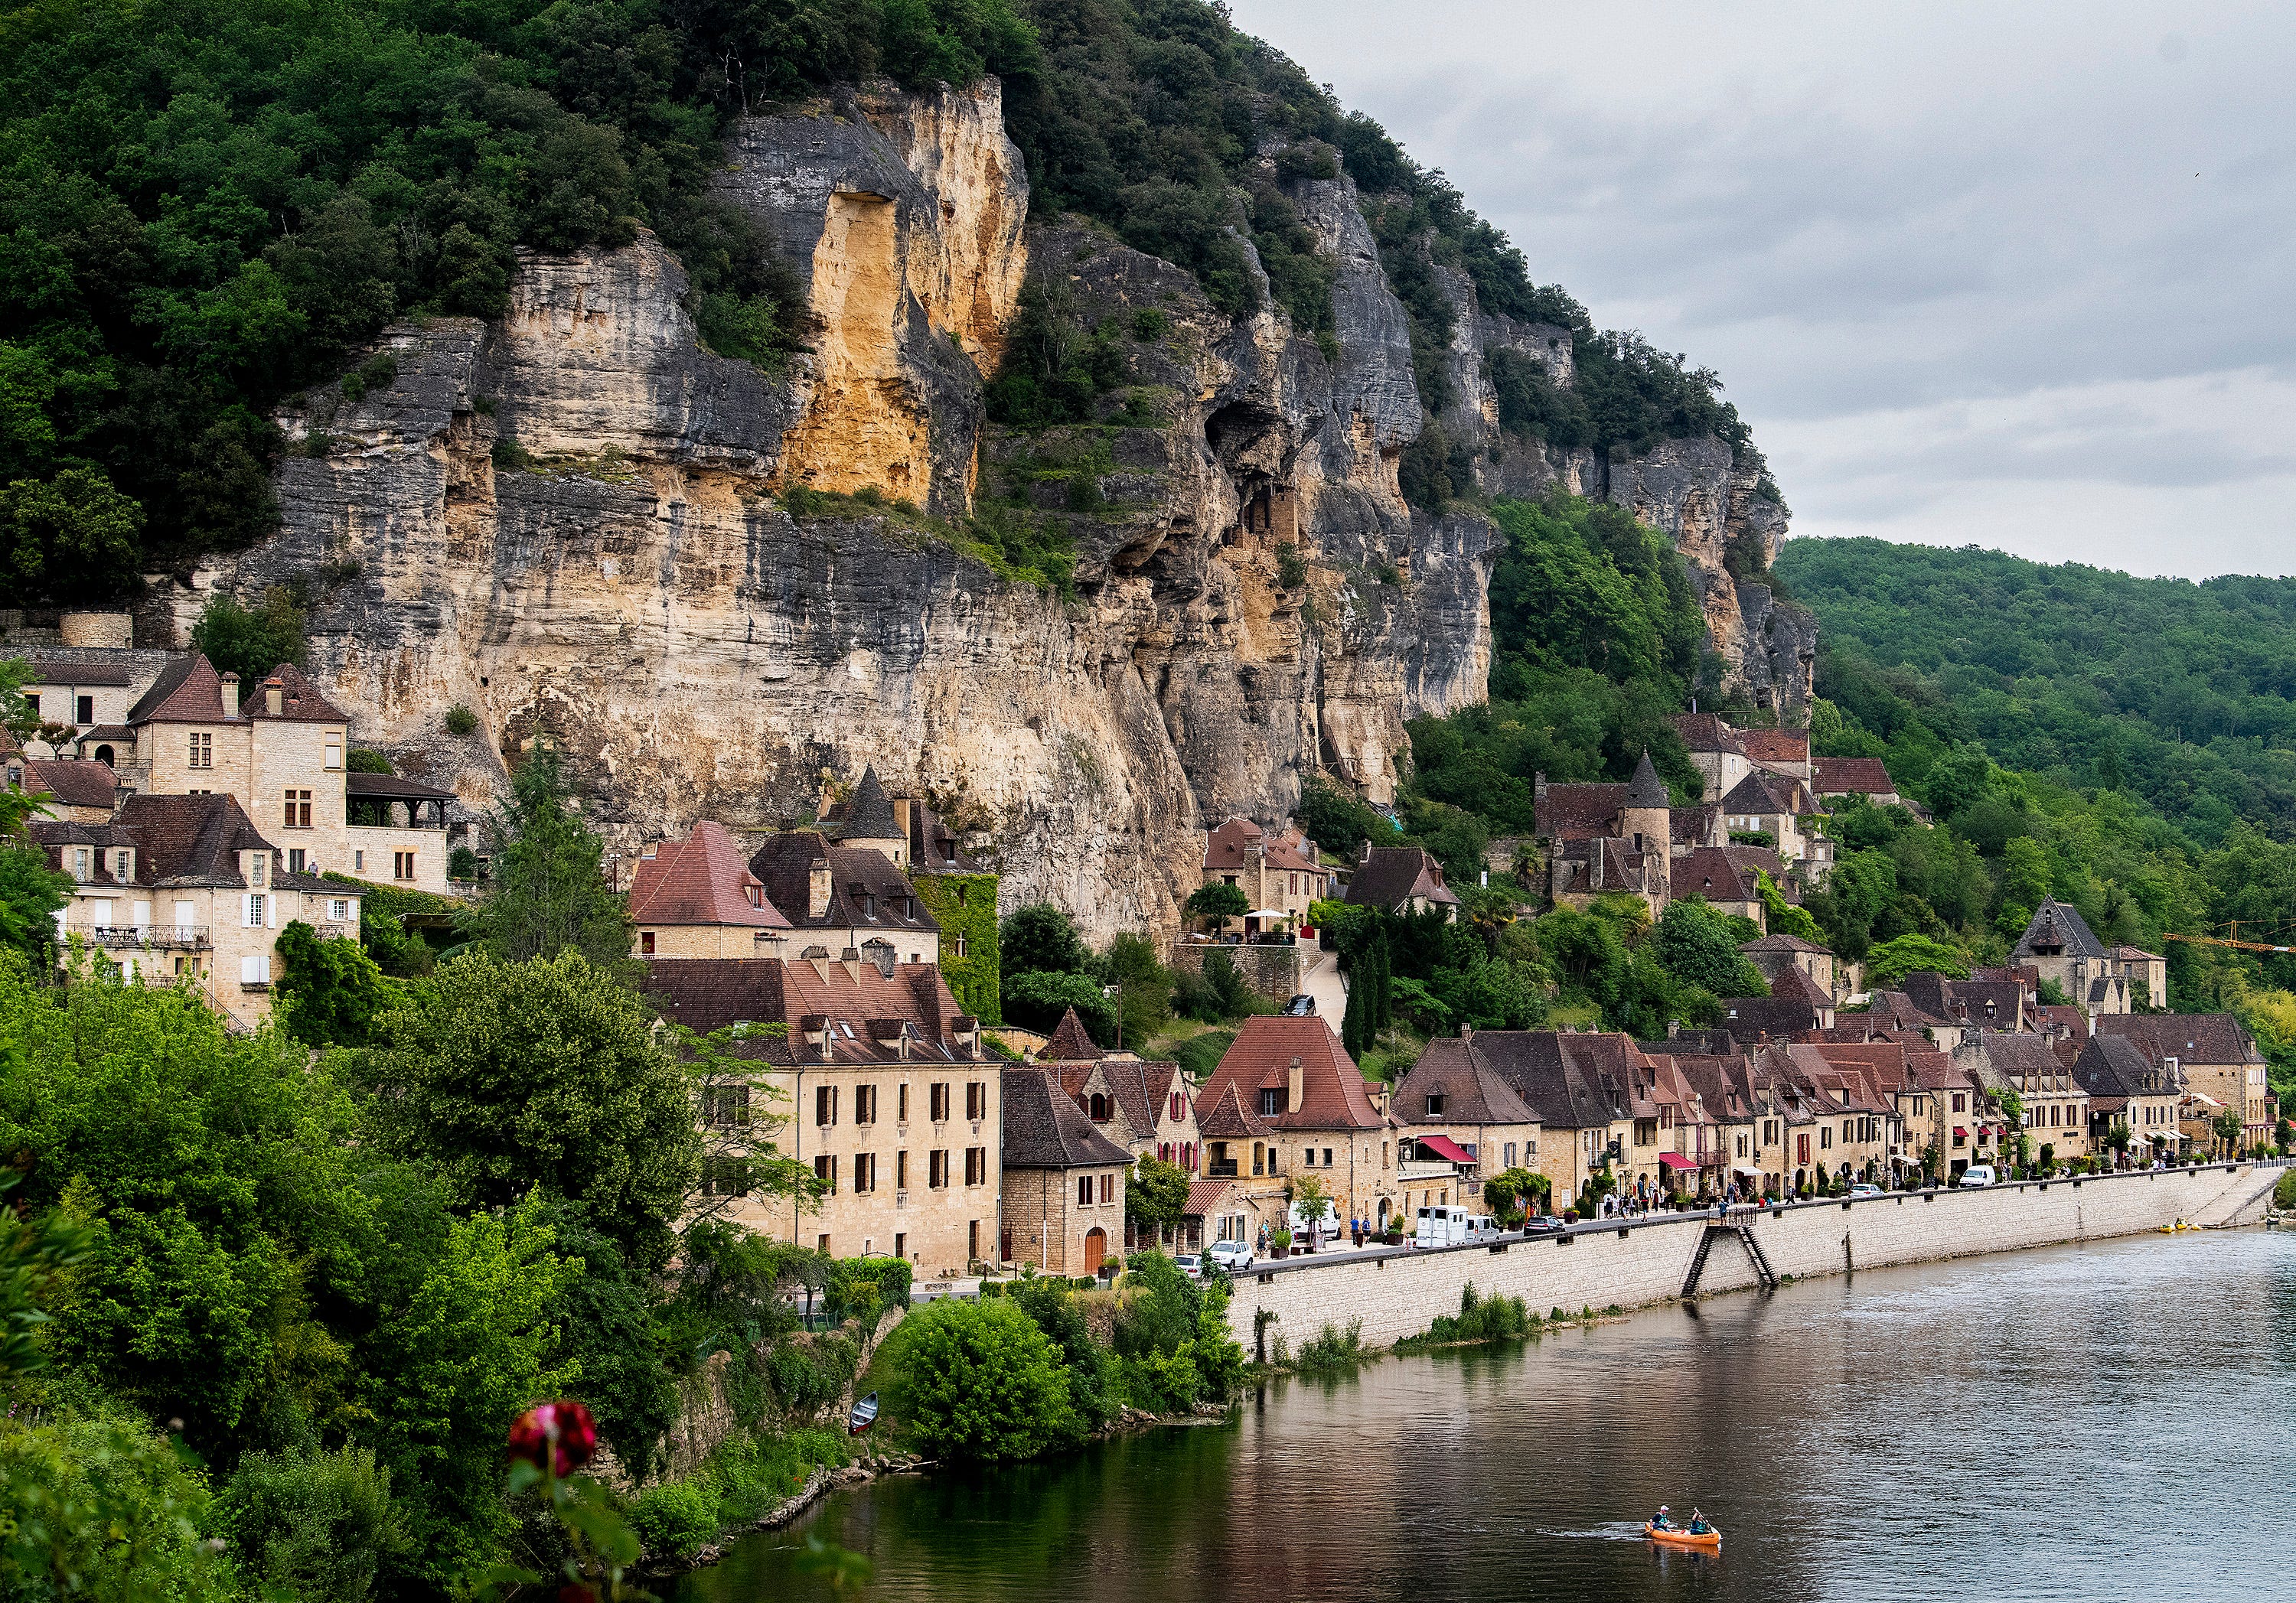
[1084, 1227, 1107, 1274]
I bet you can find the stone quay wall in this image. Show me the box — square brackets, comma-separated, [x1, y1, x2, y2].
[1225, 1162, 2286, 1352]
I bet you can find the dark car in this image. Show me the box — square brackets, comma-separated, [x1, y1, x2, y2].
[1282, 994, 1316, 1017]
[1518, 1215, 1567, 1236]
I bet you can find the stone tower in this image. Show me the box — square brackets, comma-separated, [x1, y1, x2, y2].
[1623, 749, 1671, 857]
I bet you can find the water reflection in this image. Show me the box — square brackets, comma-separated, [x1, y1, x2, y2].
[674, 1231, 2296, 1602]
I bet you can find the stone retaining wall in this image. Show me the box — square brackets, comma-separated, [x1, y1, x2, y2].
[1225, 1162, 2286, 1352]
[1167, 940, 1305, 1001]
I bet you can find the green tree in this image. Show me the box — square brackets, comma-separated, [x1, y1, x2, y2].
[888, 1298, 1079, 1463]
[2210, 1106, 2243, 1157]
[1297, 777, 1383, 860]
[217, 1445, 412, 1603]
[189, 587, 308, 686]
[1651, 898, 1769, 998]
[998, 901, 1090, 978]
[1864, 934, 1971, 990]
[1001, 968, 1119, 1044]
[1097, 930, 1172, 1047]
[467, 753, 633, 966]
[1756, 870, 1825, 944]
[353, 951, 700, 1270]
[0, 465, 144, 605]
[1184, 880, 1250, 936]
[1125, 1155, 1191, 1246]
[0, 843, 70, 966]
[272, 920, 396, 1047]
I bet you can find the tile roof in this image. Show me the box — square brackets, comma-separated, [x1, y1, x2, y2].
[1197, 1015, 1387, 1131]
[1669, 712, 1743, 755]
[644, 956, 976, 1063]
[1742, 932, 1828, 954]
[19, 758, 116, 810]
[748, 831, 938, 937]
[1738, 728, 1808, 764]
[124, 654, 347, 725]
[1669, 846, 1759, 902]
[1812, 757, 1898, 795]
[1183, 1178, 1234, 1217]
[344, 771, 457, 801]
[1765, 963, 1834, 1011]
[1671, 803, 1722, 845]
[629, 822, 788, 930]
[1534, 782, 1625, 840]
[1391, 1038, 1539, 1126]
[1717, 995, 1821, 1043]
[2094, 1013, 2262, 1066]
[1965, 1028, 2068, 1085]
[1039, 1006, 1105, 1062]
[1453, 1030, 1637, 1132]
[1203, 816, 1319, 874]
[113, 793, 272, 887]
[249, 663, 349, 722]
[833, 765, 902, 842]
[2073, 1035, 2183, 1101]
[2014, 896, 2106, 960]
[1720, 771, 1802, 815]
[1344, 845, 1458, 910]
[26, 660, 133, 686]
[1195, 1080, 1274, 1139]
[1003, 1067, 1132, 1168]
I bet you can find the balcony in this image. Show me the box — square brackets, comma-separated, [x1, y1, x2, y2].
[1206, 1160, 1240, 1178]
[85, 925, 210, 950]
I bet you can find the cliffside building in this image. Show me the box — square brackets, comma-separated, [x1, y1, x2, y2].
[748, 829, 940, 975]
[999, 1067, 1132, 1275]
[1343, 843, 1460, 920]
[628, 820, 790, 959]
[1202, 817, 1332, 933]
[1193, 1016, 1404, 1236]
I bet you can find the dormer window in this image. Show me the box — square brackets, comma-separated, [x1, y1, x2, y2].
[113, 850, 132, 881]
[746, 885, 762, 908]
[1425, 1093, 1445, 1116]
[249, 855, 266, 888]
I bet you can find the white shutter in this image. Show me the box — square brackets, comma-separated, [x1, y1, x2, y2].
[174, 901, 194, 930]
[133, 901, 152, 929]
[240, 954, 259, 983]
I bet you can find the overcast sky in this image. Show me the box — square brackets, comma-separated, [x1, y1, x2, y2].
[1227, 0, 2296, 578]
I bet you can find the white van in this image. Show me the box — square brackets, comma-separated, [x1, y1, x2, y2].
[1958, 1165, 1995, 1188]
[1415, 1206, 1494, 1248]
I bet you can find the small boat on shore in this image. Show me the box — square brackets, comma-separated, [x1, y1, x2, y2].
[1645, 1522, 1720, 1549]
[848, 1392, 879, 1435]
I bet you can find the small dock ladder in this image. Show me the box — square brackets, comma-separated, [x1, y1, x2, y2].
[1681, 1218, 1779, 1298]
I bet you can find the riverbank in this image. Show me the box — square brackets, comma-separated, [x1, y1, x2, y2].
[1225, 1159, 2286, 1354]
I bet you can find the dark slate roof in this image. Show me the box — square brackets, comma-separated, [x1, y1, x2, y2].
[125, 656, 210, 723]
[1671, 803, 1721, 846]
[1002, 1067, 1132, 1168]
[2094, 1013, 2262, 1067]
[2073, 1035, 2183, 1100]
[836, 765, 902, 842]
[748, 831, 939, 936]
[2015, 896, 2106, 960]
[345, 771, 457, 801]
[1458, 1031, 1634, 1132]
[1717, 996, 1820, 1043]
[113, 793, 272, 887]
[1766, 963, 1833, 1011]
[1344, 845, 1458, 910]
[1743, 933, 1828, 954]
[1966, 1029, 2068, 1084]
[1391, 1038, 1538, 1126]
[27, 661, 133, 686]
[20, 758, 116, 810]
[1039, 1007, 1105, 1062]
[1720, 771, 1802, 816]
[644, 956, 975, 1063]
[1670, 846, 1759, 902]
[1534, 782, 1625, 840]
[1626, 749, 1670, 808]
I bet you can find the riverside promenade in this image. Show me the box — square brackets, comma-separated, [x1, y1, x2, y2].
[1222, 1161, 2285, 1350]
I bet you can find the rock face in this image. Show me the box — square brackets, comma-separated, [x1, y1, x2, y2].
[164, 80, 1799, 936]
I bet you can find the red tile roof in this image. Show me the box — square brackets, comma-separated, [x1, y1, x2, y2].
[1535, 783, 1626, 840]
[628, 821, 789, 929]
[1813, 757, 1897, 796]
[1039, 1006, 1105, 1062]
[1670, 713, 1743, 755]
[1738, 728, 1808, 764]
[644, 957, 976, 1064]
[1183, 1178, 1234, 1217]
[1197, 1015, 1386, 1131]
[19, 758, 116, 810]
[1669, 846, 1759, 902]
[1203, 816, 1319, 874]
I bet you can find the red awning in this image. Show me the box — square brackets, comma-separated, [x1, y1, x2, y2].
[1658, 1152, 1698, 1172]
[1417, 1134, 1476, 1165]
[1954, 1127, 1969, 1139]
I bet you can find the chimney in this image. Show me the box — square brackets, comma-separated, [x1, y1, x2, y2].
[1534, 771, 1548, 801]
[263, 676, 284, 716]
[1359, 838, 1372, 864]
[219, 672, 240, 718]
[808, 857, 832, 919]
[1287, 1054, 1304, 1114]
[1459, 1023, 1473, 1040]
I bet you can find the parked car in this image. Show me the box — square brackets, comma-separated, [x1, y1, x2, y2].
[1281, 993, 1316, 1017]
[1208, 1240, 1256, 1269]
[1518, 1214, 1567, 1236]
[1958, 1165, 1995, 1188]
[1848, 1182, 1883, 1197]
[1172, 1253, 1204, 1280]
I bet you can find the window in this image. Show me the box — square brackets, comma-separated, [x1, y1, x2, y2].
[1736, 1133, 1749, 1158]
[930, 1082, 950, 1121]
[21, 694, 34, 718]
[1322, 1147, 1333, 1168]
[284, 789, 312, 829]
[325, 739, 341, 770]
[1089, 1093, 1110, 1122]
[813, 1155, 837, 1193]
[328, 898, 349, 920]
[928, 1149, 949, 1188]
[285, 849, 306, 874]
[75, 695, 93, 725]
[815, 1085, 838, 1126]
[1952, 1093, 1967, 1113]
[894, 1232, 906, 1260]
[853, 1154, 876, 1193]
[1425, 1093, 1446, 1117]
[965, 1146, 986, 1184]
[704, 1084, 752, 1126]
[71, 849, 87, 880]
[1258, 1088, 1284, 1116]
[393, 851, 416, 881]
[249, 855, 266, 888]
[245, 894, 266, 927]
[966, 1080, 985, 1120]
[856, 1084, 877, 1124]
[896, 1151, 908, 1189]
[1078, 1175, 1094, 1207]
[954, 934, 967, 957]
[1099, 1173, 1115, 1204]
[1171, 1091, 1184, 1121]
[113, 849, 131, 880]
[188, 731, 212, 769]
[354, 850, 364, 872]
[1913, 1096, 1924, 1116]
[703, 1158, 751, 1197]
[899, 1083, 909, 1122]
[641, 930, 656, 954]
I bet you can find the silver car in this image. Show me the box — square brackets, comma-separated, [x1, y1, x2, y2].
[1208, 1240, 1256, 1270]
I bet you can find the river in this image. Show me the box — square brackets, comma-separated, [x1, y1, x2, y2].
[672, 1230, 2296, 1602]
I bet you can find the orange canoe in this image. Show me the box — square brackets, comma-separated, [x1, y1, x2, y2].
[1645, 1523, 1721, 1549]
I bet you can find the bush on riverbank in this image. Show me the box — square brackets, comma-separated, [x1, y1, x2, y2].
[625, 1427, 849, 1559]
[2275, 1170, 2296, 1210]
[1393, 1283, 1533, 1351]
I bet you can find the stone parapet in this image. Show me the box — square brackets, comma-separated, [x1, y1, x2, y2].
[1167, 940, 1305, 1002]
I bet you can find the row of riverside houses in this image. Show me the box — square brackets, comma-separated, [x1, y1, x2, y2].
[8, 648, 465, 1028]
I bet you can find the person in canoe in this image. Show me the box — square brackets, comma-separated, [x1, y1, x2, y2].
[1651, 1505, 1673, 1530]
[1688, 1509, 1711, 1535]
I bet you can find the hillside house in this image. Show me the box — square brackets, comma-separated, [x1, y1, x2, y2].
[1812, 757, 1905, 808]
[749, 829, 940, 974]
[2094, 1014, 2272, 1149]
[1201, 816, 1332, 933]
[2070, 1034, 2187, 1158]
[628, 820, 790, 959]
[2012, 898, 2148, 1018]
[1000, 1068, 1132, 1275]
[1345, 843, 1461, 920]
[1194, 1016, 1403, 1237]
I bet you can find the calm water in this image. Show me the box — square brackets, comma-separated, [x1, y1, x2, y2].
[673, 1230, 2296, 1603]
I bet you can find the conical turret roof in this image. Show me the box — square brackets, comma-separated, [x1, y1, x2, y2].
[840, 765, 902, 842]
[1627, 748, 1670, 809]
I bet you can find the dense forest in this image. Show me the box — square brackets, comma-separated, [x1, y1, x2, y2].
[0, 0, 1761, 601]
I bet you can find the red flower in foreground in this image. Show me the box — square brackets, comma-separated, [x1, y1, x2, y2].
[507, 1400, 598, 1477]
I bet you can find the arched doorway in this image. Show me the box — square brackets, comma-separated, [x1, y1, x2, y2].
[1083, 1227, 1107, 1274]
[93, 744, 114, 766]
[1376, 1197, 1390, 1227]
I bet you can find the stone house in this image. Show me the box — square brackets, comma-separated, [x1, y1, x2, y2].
[1421, 1030, 1644, 1205]
[16, 657, 151, 741]
[1032, 1008, 1203, 1241]
[1538, 751, 1677, 914]
[1201, 816, 1332, 933]
[1812, 756, 1904, 808]
[999, 1067, 1131, 1276]
[1345, 842, 1461, 920]
[2094, 1014, 2272, 1149]
[1741, 930, 1838, 1001]
[2070, 1034, 2187, 1159]
[1718, 771, 1812, 862]
[31, 793, 360, 1029]
[2011, 898, 2142, 1018]
[2112, 946, 2169, 1010]
[1388, 1034, 1544, 1193]
[748, 829, 940, 974]
[12, 758, 118, 823]
[1675, 1052, 1767, 1196]
[1958, 1029, 2090, 1165]
[1668, 845, 1771, 925]
[644, 956, 994, 1274]
[628, 820, 791, 959]
[1194, 1015, 1403, 1237]
[1738, 726, 1812, 783]
[1900, 972, 2028, 1035]
[1671, 712, 1751, 803]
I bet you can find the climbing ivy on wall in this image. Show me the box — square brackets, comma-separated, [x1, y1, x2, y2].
[914, 872, 1002, 1023]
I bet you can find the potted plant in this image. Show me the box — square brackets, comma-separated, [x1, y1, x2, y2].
[1269, 1226, 1293, 1259]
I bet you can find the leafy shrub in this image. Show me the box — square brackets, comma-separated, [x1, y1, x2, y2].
[1397, 1282, 1531, 1350]
[627, 1480, 719, 1559]
[1292, 1318, 1368, 1373]
[888, 1298, 1080, 1462]
[444, 704, 479, 738]
[190, 587, 307, 686]
[220, 1445, 412, 1603]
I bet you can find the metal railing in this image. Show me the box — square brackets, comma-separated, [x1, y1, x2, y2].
[1206, 1161, 1239, 1178]
[83, 925, 210, 950]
